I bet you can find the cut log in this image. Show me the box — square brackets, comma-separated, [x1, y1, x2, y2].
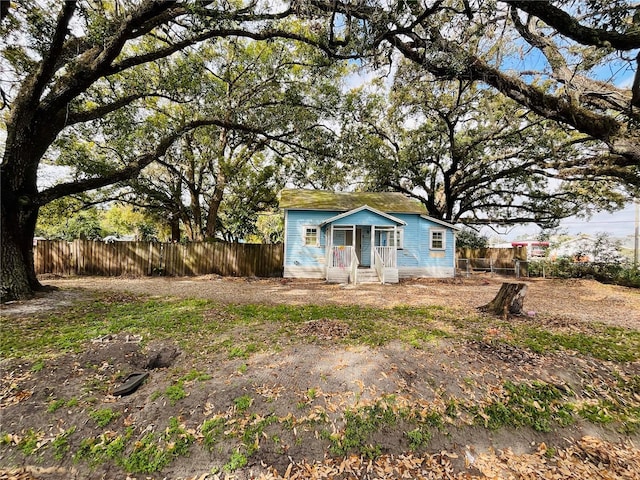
[479, 282, 528, 317]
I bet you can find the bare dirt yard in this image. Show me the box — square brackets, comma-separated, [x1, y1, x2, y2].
[1, 275, 639, 480]
[17, 274, 640, 328]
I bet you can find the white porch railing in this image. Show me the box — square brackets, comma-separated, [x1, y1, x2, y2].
[330, 245, 353, 268]
[374, 246, 397, 268]
[329, 246, 360, 284]
[350, 249, 359, 285]
[373, 249, 385, 284]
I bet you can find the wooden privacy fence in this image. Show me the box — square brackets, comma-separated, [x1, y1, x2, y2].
[34, 240, 284, 278]
[456, 247, 528, 276]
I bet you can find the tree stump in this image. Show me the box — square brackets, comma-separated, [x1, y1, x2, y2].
[479, 282, 528, 317]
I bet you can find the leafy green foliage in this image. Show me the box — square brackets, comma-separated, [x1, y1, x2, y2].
[115, 37, 345, 242]
[528, 260, 640, 288]
[35, 199, 162, 241]
[456, 228, 489, 249]
[343, 71, 626, 227]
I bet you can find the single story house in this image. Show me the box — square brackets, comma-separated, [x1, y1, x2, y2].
[280, 189, 459, 283]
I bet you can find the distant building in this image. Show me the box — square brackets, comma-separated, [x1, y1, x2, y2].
[511, 241, 549, 260]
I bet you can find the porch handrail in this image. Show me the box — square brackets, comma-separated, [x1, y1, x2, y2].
[373, 249, 385, 284]
[374, 246, 397, 268]
[350, 248, 359, 285]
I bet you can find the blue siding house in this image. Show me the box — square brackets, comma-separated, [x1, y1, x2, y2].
[280, 189, 459, 283]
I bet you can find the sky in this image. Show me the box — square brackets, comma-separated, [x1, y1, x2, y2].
[559, 203, 638, 238]
[483, 202, 638, 242]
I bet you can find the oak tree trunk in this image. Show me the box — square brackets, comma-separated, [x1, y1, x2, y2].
[1, 197, 42, 301]
[170, 216, 181, 242]
[479, 282, 528, 317]
[1, 113, 59, 301]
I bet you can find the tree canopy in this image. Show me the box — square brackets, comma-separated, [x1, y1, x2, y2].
[342, 64, 628, 226]
[303, 0, 640, 188]
[0, 0, 329, 299]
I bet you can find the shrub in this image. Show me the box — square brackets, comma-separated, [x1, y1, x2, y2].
[529, 259, 639, 288]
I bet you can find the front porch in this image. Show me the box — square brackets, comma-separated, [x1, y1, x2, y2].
[325, 223, 400, 284]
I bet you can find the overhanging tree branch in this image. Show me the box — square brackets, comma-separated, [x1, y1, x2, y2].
[504, 0, 640, 50]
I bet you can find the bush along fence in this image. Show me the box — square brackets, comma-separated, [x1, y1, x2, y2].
[34, 240, 284, 278]
[527, 258, 640, 288]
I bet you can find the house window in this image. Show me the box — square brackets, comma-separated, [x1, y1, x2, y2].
[304, 226, 318, 246]
[430, 229, 446, 250]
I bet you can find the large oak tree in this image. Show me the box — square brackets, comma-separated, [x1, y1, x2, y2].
[342, 66, 628, 226]
[303, 0, 640, 186]
[121, 38, 342, 241]
[0, 0, 311, 300]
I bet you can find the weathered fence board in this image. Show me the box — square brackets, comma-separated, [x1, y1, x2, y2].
[34, 240, 284, 278]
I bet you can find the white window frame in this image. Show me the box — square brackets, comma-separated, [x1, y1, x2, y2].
[430, 228, 446, 250]
[393, 228, 404, 249]
[378, 227, 404, 249]
[385, 229, 404, 249]
[303, 226, 319, 246]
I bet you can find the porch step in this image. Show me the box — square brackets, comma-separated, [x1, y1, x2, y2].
[356, 269, 381, 284]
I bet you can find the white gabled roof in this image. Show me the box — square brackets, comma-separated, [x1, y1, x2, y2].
[419, 215, 461, 231]
[319, 205, 407, 227]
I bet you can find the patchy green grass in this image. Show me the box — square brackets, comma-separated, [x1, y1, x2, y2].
[164, 383, 187, 405]
[0, 296, 214, 357]
[0, 299, 459, 359]
[52, 426, 76, 461]
[89, 408, 121, 428]
[473, 381, 575, 432]
[3, 288, 639, 478]
[201, 417, 227, 451]
[30, 359, 45, 372]
[328, 396, 400, 458]
[224, 451, 248, 472]
[509, 324, 640, 362]
[18, 429, 42, 456]
[74, 418, 195, 474]
[234, 395, 253, 413]
[3, 294, 638, 365]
